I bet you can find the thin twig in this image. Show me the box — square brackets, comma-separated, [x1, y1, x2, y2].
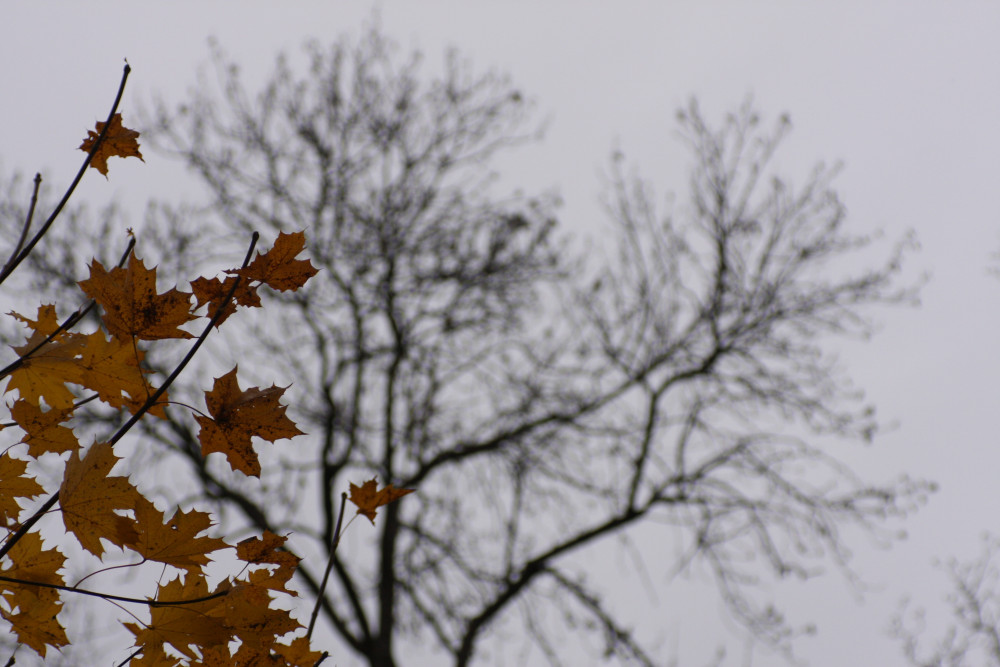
[0, 575, 228, 607]
[0, 173, 42, 277]
[0, 62, 133, 285]
[307, 491, 348, 639]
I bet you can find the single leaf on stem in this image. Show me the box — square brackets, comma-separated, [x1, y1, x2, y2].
[348, 478, 415, 524]
[226, 230, 319, 292]
[195, 367, 303, 477]
[78, 112, 143, 177]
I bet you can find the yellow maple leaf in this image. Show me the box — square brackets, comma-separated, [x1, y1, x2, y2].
[7, 305, 87, 409]
[273, 636, 324, 667]
[79, 112, 144, 177]
[0, 533, 68, 657]
[125, 573, 230, 661]
[10, 400, 79, 457]
[77, 329, 167, 418]
[0, 455, 44, 526]
[130, 498, 228, 571]
[227, 230, 319, 292]
[0, 588, 69, 657]
[59, 441, 143, 556]
[235, 530, 299, 595]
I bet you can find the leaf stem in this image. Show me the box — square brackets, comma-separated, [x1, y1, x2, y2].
[307, 491, 348, 639]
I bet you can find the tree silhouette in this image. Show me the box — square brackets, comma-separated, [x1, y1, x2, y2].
[893, 538, 1000, 666]
[2, 25, 932, 667]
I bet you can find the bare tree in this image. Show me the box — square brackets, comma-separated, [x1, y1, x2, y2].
[2, 24, 932, 667]
[893, 536, 1000, 667]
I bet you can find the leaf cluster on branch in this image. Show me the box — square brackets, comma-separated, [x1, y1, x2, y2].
[0, 63, 413, 666]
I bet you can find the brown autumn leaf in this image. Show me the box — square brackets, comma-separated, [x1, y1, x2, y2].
[79, 112, 143, 177]
[78, 251, 197, 341]
[0, 588, 69, 657]
[273, 636, 324, 667]
[59, 441, 143, 557]
[129, 498, 228, 571]
[0, 532, 68, 657]
[7, 305, 87, 409]
[195, 366, 304, 477]
[76, 329, 167, 418]
[348, 478, 415, 524]
[191, 274, 261, 327]
[227, 230, 319, 292]
[125, 573, 230, 661]
[0, 532, 67, 605]
[0, 455, 44, 526]
[236, 530, 299, 595]
[224, 583, 300, 654]
[10, 400, 79, 457]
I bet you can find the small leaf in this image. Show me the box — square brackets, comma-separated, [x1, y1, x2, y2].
[226, 230, 318, 292]
[79, 112, 143, 176]
[348, 478, 414, 524]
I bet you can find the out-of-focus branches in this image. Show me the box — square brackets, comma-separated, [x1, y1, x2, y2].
[1, 24, 932, 667]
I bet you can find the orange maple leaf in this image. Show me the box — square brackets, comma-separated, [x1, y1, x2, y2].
[191, 274, 261, 327]
[59, 441, 143, 556]
[78, 251, 197, 341]
[348, 478, 415, 524]
[125, 573, 230, 661]
[0, 455, 44, 526]
[195, 367, 304, 477]
[76, 329, 166, 418]
[7, 305, 87, 409]
[273, 636, 324, 667]
[225, 583, 300, 652]
[236, 530, 300, 594]
[0, 528, 66, 592]
[0, 533, 68, 657]
[10, 400, 79, 457]
[130, 498, 228, 571]
[227, 230, 319, 292]
[79, 112, 144, 177]
[0, 588, 69, 657]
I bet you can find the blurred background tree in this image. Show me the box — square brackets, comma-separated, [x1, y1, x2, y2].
[0, 24, 931, 667]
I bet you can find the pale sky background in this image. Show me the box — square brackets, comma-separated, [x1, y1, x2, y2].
[2, 3, 1000, 666]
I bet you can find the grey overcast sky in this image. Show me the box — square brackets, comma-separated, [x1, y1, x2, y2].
[3, 3, 1000, 666]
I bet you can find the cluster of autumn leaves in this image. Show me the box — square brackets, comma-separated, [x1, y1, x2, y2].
[1, 77, 413, 665]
